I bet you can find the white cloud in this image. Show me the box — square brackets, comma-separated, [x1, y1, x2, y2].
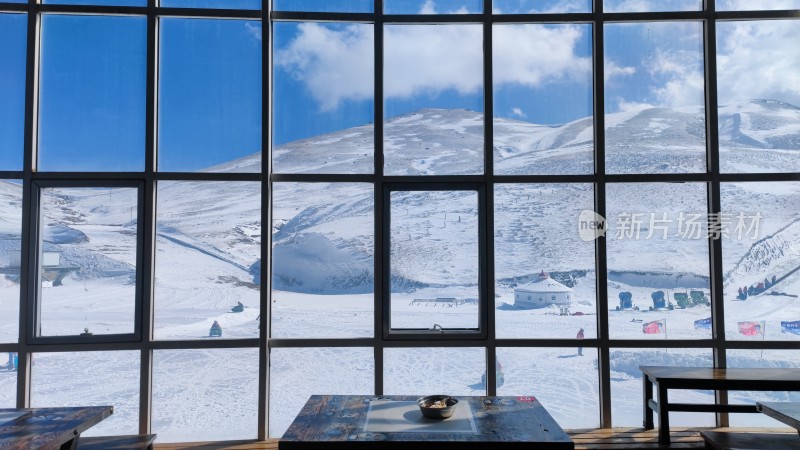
[493, 24, 592, 87]
[604, 61, 636, 82]
[275, 23, 374, 111]
[245, 22, 262, 41]
[716, 20, 800, 107]
[384, 24, 484, 99]
[511, 107, 526, 118]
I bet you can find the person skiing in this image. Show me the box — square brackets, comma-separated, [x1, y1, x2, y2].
[210, 320, 222, 337]
[577, 328, 585, 356]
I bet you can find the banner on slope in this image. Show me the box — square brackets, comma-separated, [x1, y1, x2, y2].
[694, 317, 712, 330]
[643, 319, 666, 334]
[780, 320, 800, 335]
[737, 320, 765, 336]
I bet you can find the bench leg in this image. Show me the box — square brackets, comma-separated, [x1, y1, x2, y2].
[59, 437, 78, 450]
[643, 374, 654, 429]
[657, 384, 670, 445]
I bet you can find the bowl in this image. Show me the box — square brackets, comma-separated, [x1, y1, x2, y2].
[417, 395, 458, 419]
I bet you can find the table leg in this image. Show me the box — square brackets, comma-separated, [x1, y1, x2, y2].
[59, 436, 78, 450]
[657, 384, 670, 445]
[643, 375, 654, 429]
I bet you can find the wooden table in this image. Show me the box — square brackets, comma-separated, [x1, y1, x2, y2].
[280, 395, 574, 449]
[0, 406, 113, 450]
[757, 402, 800, 436]
[640, 366, 800, 445]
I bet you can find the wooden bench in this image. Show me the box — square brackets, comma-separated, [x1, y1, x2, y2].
[76, 434, 156, 449]
[640, 366, 800, 445]
[700, 430, 799, 450]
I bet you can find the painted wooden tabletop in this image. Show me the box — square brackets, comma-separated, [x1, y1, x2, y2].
[279, 395, 573, 449]
[0, 406, 113, 450]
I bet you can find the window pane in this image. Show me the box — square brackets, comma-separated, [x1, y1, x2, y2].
[38, 15, 146, 172]
[493, 0, 590, 13]
[0, 180, 22, 343]
[158, 18, 261, 172]
[0, 352, 17, 407]
[604, 22, 706, 174]
[498, 347, 599, 428]
[495, 184, 596, 338]
[38, 187, 138, 337]
[160, 0, 260, 7]
[727, 350, 800, 427]
[269, 347, 373, 438]
[44, 0, 145, 5]
[717, 20, 800, 173]
[384, 24, 484, 175]
[717, 0, 800, 10]
[604, 0, 701, 12]
[384, 347, 484, 395]
[31, 351, 139, 436]
[610, 348, 714, 427]
[154, 181, 260, 340]
[153, 348, 258, 442]
[272, 22, 374, 174]
[384, 0, 482, 14]
[271, 183, 373, 339]
[390, 190, 479, 331]
[721, 182, 800, 341]
[273, 0, 373, 12]
[0, 14, 26, 172]
[606, 183, 711, 340]
[493, 24, 593, 175]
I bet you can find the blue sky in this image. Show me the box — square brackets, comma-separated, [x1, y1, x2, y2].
[2, 1, 799, 171]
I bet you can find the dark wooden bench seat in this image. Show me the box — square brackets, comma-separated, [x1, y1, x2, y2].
[700, 430, 800, 450]
[77, 434, 156, 449]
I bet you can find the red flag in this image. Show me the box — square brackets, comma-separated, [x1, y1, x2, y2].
[643, 319, 666, 334]
[737, 321, 765, 336]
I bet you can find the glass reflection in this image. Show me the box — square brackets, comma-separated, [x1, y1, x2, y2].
[0, 14, 26, 172]
[493, 0, 590, 13]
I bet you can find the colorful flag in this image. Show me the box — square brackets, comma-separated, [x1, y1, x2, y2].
[737, 320, 765, 336]
[780, 320, 800, 335]
[643, 319, 666, 334]
[694, 317, 712, 330]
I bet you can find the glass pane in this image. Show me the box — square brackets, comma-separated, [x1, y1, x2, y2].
[0, 14, 26, 172]
[727, 350, 800, 427]
[30, 351, 139, 436]
[610, 348, 714, 427]
[158, 18, 261, 172]
[497, 347, 599, 428]
[390, 190, 479, 331]
[154, 181, 260, 340]
[160, 0, 260, 7]
[604, 22, 706, 174]
[38, 187, 138, 337]
[272, 22, 374, 174]
[493, 24, 593, 175]
[721, 182, 800, 341]
[269, 347, 373, 438]
[717, 20, 800, 173]
[273, 0, 373, 12]
[153, 348, 258, 442]
[606, 183, 711, 340]
[271, 183, 373, 339]
[495, 184, 596, 339]
[384, 347, 484, 395]
[44, 0, 145, 5]
[604, 0, 701, 12]
[718, 0, 800, 10]
[0, 352, 17, 407]
[493, 0, 591, 13]
[38, 15, 146, 172]
[384, 24, 484, 175]
[384, 0, 482, 14]
[0, 180, 22, 343]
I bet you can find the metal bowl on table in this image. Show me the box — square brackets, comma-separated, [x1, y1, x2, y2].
[417, 395, 458, 419]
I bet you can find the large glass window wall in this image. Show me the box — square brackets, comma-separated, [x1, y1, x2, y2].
[1, 0, 798, 443]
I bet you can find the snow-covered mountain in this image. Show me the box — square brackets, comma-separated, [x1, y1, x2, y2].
[2, 99, 800, 309]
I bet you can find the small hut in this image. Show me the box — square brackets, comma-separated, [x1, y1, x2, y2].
[514, 271, 573, 309]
